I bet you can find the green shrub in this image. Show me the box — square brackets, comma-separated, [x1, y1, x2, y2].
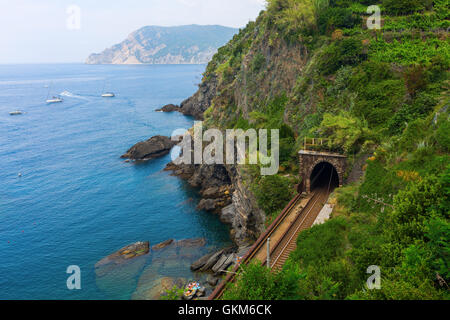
[251, 53, 266, 72]
[356, 159, 404, 213]
[369, 37, 450, 65]
[290, 218, 362, 299]
[382, 0, 432, 15]
[312, 111, 374, 153]
[354, 79, 406, 127]
[318, 38, 367, 75]
[292, 218, 349, 266]
[388, 175, 445, 244]
[222, 262, 305, 300]
[435, 114, 450, 152]
[267, 0, 317, 36]
[252, 175, 295, 216]
[426, 217, 450, 280]
[317, 7, 362, 34]
[387, 92, 438, 135]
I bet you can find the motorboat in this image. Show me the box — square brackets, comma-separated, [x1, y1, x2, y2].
[46, 83, 63, 104]
[46, 96, 63, 104]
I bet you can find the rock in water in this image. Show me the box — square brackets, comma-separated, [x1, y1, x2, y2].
[152, 239, 175, 251]
[121, 136, 176, 161]
[191, 252, 215, 271]
[211, 254, 228, 273]
[95, 241, 150, 277]
[155, 104, 181, 113]
[177, 238, 207, 248]
[200, 249, 225, 272]
[132, 275, 186, 300]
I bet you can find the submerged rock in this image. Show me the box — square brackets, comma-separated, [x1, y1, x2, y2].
[95, 241, 150, 277]
[152, 239, 175, 251]
[94, 242, 150, 298]
[121, 136, 177, 161]
[132, 275, 186, 300]
[95, 255, 147, 299]
[177, 238, 207, 248]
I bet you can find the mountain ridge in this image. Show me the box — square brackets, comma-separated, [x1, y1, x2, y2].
[86, 24, 239, 65]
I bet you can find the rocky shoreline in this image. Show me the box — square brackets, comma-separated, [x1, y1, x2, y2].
[94, 239, 252, 299]
[155, 76, 217, 120]
[118, 95, 266, 298]
[122, 130, 265, 248]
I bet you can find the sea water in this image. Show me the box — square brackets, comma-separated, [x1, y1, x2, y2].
[0, 64, 231, 300]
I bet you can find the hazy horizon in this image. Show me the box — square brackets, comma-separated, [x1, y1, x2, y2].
[0, 0, 266, 64]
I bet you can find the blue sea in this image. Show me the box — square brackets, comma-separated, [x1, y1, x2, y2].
[0, 64, 231, 300]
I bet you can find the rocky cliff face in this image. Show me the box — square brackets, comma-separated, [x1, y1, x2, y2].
[165, 159, 265, 248]
[160, 19, 309, 247]
[86, 25, 238, 65]
[178, 76, 218, 120]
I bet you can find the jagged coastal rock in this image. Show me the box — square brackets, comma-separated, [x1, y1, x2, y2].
[165, 155, 265, 247]
[86, 25, 238, 65]
[155, 104, 182, 113]
[178, 76, 218, 120]
[190, 246, 250, 276]
[121, 136, 177, 161]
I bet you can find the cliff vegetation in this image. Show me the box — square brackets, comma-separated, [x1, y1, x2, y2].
[185, 0, 449, 300]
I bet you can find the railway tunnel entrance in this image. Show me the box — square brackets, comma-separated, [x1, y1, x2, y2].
[299, 150, 347, 193]
[310, 162, 340, 192]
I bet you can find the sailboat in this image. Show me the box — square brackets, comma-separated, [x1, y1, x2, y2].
[46, 84, 63, 104]
[101, 81, 115, 98]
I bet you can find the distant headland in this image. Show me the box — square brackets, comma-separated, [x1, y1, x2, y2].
[86, 25, 239, 65]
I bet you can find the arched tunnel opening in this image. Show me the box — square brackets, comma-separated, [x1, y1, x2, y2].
[310, 162, 340, 192]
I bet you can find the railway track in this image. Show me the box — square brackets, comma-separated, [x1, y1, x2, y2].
[209, 187, 331, 300]
[268, 187, 329, 271]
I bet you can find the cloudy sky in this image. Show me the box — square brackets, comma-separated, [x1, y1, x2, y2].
[0, 0, 266, 64]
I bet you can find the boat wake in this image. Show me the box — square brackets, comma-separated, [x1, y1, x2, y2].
[60, 91, 90, 101]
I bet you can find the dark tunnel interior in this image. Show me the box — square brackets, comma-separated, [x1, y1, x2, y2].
[310, 162, 340, 191]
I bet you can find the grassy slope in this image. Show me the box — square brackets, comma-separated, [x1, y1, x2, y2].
[201, 0, 449, 300]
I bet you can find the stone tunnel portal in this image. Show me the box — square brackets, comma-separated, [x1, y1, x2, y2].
[299, 150, 347, 193]
[310, 162, 340, 192]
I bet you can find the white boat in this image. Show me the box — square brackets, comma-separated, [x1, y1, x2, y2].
[9, 111, 23, 115]
[46, 83, 63, 104]
[101, 80, 115, 97]
[46, 96, 64, 104]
